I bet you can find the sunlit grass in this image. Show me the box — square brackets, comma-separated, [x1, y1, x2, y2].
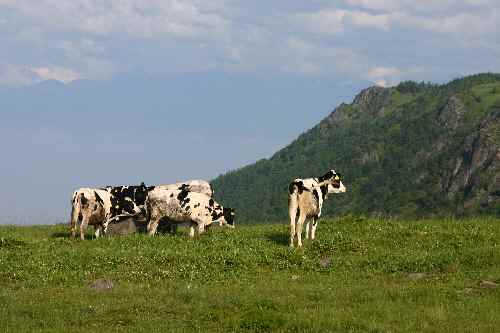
[1, 217, 499, 332]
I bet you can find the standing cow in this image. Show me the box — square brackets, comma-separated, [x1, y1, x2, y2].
[146, 187, 235, 237]
[289, 170, 346, 248]
[69, 180, 214, 239]
[70, 188, 113, 240]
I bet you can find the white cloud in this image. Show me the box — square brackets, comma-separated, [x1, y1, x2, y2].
[367, 66, 401, 79]
[344, 0, 464, 13]
[0, 0, 499, 86]
[294, 9, 346, 35]
[366, 66, 400, 86]
[292, 8, 389, 35]
[0, 64, 80, 86]
[0, 65, 39, 86]
[392, 10, 500, 43]
[29, 66, 81, 83]
[1, 0, 229, 39]
[348, 11, 389, 29]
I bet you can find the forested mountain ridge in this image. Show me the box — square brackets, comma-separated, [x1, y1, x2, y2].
[212, 73, 500, 222]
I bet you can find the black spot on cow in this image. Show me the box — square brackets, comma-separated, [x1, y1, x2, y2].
[320, 185, 328, 199]
[177, 189, 189, 202]
[289, 180, 311, 195]
[318, 170, 335, 182]
[313, 189, 319, 203]
[94, 191, 104, 206]
[211, 209, 223, 221]
[170, 193, 174, 198]
[133, 183, 149, 206]
[194, 203, 200, 208]
[185, 206, 190, 211]
[178, 184, 189, 191]
[80, 193, 88, 207]
[209, 198, 214, 207]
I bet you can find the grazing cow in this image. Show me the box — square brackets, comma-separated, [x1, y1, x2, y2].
[154, 180, 214, 234]
[70, 180, 215, 239]
[146, 188, 235, 237]
[288, 170, 346, 247]
[103, 180, 214, 234]
[70, 188, 113, 240]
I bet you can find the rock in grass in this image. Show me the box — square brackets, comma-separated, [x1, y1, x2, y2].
[462, 288, 475, 294]
[479, 280, 498, 289]
[319, 257, 332, 268]
[89, 279, 114, 291]
[106, 217, 147, 235]
[408, 273, 427, 280]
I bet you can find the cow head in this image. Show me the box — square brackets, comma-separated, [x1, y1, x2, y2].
[320, 171, 346, 198]
[318, 170, 344, 189]
[329, 173, 346, 193]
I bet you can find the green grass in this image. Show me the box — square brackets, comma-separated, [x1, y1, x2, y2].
[1, 217, 500, 332]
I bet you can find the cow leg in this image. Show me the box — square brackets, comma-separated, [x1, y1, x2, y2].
[289, 217, 296, 248]
[296, 214, 306, 248]
[311, 217, 319, 240]
[94, 225, 103, 239]
[197, 223, 205, 235]
[102, 217, 113, 236]
[304, 221, 310, 240]
[147, 217, 160, 236]
[80, 216, 88, 240]
[70, 216, 79, 239]
[70, 219, 77, 238]
[188, 225, 196, 238]
[289, 195, 298, 248]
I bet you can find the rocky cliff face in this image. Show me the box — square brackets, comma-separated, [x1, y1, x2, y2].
[455, 108, 500, 214]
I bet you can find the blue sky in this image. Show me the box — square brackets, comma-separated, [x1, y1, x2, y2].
[0, 0, 499, 224]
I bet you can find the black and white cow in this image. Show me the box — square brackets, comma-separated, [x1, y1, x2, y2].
[102, 180, 214, 233]
[288, 170, 346, 248]
[70, 188, 113, 240]
[146, 187, 235, 237]
[69, 180, 214, 239]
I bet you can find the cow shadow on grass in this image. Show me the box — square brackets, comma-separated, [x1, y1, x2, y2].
[264, 231, 289, 246]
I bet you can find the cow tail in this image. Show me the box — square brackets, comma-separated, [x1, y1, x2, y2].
[69, 192, 80, 238]
[288, 182, 300, 220]
[144, 197, 152, 224]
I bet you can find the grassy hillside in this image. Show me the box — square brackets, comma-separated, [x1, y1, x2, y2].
[2, 218, 500, 332]
[212, 73, 500, 222]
